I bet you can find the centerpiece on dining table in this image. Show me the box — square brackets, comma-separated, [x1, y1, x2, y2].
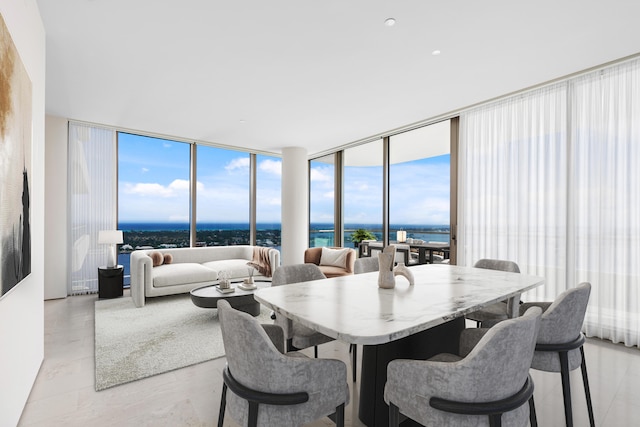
[378, 245, 414, 289]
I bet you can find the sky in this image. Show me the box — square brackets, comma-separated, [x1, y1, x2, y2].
[311, 154, 451, 225]
[118, 132, 450, 225]
[118, 133, 282, 223]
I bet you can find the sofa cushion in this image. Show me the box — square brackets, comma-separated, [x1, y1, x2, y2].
[318, 265, 351, 278]
[153, 263, 218, 288]
[202, 259, 260, 279]
[320, 247, 350, 269]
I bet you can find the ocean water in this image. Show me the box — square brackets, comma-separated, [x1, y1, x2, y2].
[118, 222, 450, 283]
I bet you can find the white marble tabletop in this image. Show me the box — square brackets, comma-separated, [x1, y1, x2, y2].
[254, 264, 544, 345]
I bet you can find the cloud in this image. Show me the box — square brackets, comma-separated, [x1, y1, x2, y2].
[163, 143, 172, 148]
[225, 157, 250, 171]
[122, 179, 191, 197]
[323, 191, 334, 199]
[259, 159, 282, 176]
[260, 197, 281, 206]
[310, 167, 332, 182]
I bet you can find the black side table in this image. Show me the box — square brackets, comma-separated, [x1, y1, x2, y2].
[98, 265, 124, 299]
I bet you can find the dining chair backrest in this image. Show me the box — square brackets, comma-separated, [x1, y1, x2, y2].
[354, 257, 379, 274]
[218, 299, 284, 391]
[385, 306, 542, 427]
[272, 264, 326, 287]
[474, 258, 520, 273]
[217, 299, 349, 427]
[527, 282, 592, 372]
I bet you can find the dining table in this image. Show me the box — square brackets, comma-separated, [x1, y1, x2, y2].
[254, 264, 545, 427]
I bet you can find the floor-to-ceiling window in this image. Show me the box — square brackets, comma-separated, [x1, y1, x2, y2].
[256, 154, 282, 250]
[343, 139, 383, 247]
[195, 146, 250, 245]
[388, 121, 451, 245]
[309, 154, 336, 247]
[117, 132, 191, 285]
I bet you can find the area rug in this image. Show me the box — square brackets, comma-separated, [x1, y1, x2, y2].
[94, 293, 271, 391]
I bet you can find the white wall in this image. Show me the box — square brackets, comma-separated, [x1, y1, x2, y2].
[0, 1, 46, 426]
[44, 115, 68, 300]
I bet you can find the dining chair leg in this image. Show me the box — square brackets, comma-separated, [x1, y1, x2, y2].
[351, 344, 357, 382]
[314, 345, 318, 358]
[559, 351, 574, 427]
[335, 403, 345, 427]
[217, 383, 227, 427]
[488, 413, 502, 427]
[248, 401, 259, 427]
[389, 402, 400, 427]
[529, 395, 538, 427]
[580, 347, 596, 427]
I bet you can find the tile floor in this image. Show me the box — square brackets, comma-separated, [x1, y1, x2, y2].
[17, 291, 640, 427]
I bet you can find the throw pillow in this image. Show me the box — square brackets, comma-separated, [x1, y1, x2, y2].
[319, 247, 350, 269]
[163, 253, 173, 264]
[150, 251, 163, 267]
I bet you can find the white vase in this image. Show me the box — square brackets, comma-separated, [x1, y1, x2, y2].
[394, 262, 415, 286]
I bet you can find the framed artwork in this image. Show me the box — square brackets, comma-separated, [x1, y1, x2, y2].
[1, 13, 32, 299]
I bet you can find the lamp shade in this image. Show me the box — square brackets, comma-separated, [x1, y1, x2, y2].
[98, 230, 123, 245]
[396, 230, 407, 242]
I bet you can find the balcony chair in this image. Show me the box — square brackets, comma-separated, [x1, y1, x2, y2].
[385, 306, 542, 427]
[466, 259, 521, 327]
[216, 300, 349, 427]
[369, 242, 417, 266]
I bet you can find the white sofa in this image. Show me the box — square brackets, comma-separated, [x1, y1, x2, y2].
[130, 245, 280, 307]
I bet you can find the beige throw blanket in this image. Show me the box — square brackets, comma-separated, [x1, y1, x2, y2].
[247, 247, 273, 277]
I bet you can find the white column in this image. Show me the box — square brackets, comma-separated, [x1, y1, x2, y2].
[281, 147, 308, 265]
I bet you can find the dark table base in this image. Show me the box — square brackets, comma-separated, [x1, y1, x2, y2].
[358, 317, 465, 427]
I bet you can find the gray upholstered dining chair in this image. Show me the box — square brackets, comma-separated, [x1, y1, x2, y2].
[271, 264, 335, 356]
[354, 256, 379, 274]
[216, 300, 349, 427]
[519, 282, 595, 427]
[466, 259, 521, 327]
[385, 306, 542, 427]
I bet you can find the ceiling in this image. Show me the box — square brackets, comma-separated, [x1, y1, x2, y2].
[37, 0, 640, 157]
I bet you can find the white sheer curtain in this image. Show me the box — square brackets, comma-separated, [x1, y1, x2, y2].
[68, 122, 117, 295]
[571, 61, 640, 346]
[459, 58, 640, 347]
[458, 83, 569, 299]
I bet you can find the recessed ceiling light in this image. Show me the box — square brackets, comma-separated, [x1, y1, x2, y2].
[384, 18, 396, 27]
[432, 50, 441, 56]
[239, 120, 246, 124]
